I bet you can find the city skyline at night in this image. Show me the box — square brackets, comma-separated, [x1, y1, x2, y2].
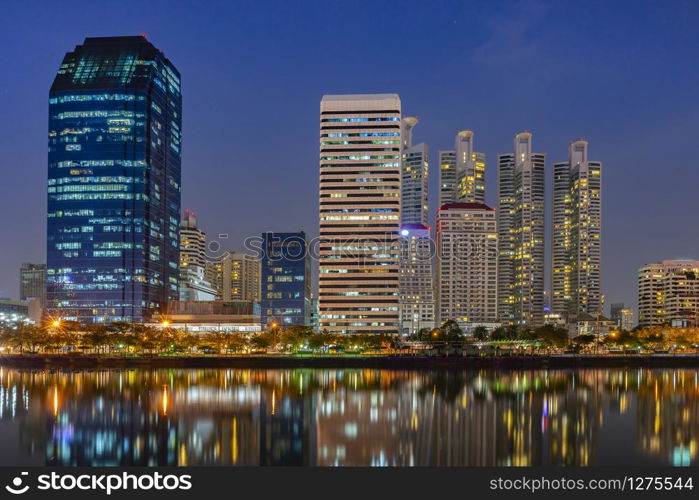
[1, 1, 698, 319]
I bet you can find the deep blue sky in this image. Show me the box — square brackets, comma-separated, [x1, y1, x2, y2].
[1, 0, 698, 317]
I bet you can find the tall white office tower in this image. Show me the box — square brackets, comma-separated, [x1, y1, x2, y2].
[455, 130, 486, 203]
[319, 94, 402, 335]
[551, 140, 602, 318]
[497, 132, 546, 326]
[399, 224, 435, 335]
[401, 117, 429, 226]
[436, 203, 498, 331]
[438, 150, 458, 207]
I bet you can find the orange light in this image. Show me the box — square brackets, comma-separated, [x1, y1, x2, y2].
[52, 320, 61, 328]
[161, 320, 170, 328]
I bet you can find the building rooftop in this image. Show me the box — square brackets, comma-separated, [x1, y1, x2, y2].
[321, 93, 399, 102]
[438, 202, 495, 211]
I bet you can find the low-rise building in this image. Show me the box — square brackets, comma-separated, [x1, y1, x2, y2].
[567, 313, 615, 338]
[159, 301, 261, 333]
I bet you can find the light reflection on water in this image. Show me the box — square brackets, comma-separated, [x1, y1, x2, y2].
[0, 367, 696, 467]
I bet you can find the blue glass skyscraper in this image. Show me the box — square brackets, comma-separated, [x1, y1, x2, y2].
[47, 36, 181, 323]
[260, 232, 311, 327]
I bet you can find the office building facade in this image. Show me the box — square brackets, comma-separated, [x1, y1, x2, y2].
[47, 36, 181, 323]
[437, 203, 498, 331]
[260, 232, 311, 327]
[399, 224, 435, 335]
[551, 140, 602, 318]
[497, 132, 546, 326]
[20, 263, 46, 305]
[207, 252, 261, 302]
[319, 94, 402, 334]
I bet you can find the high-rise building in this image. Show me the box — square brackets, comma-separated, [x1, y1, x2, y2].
[436, 203, 498, 331]
[260, 232, 311, 327]
[46, 36, 181, 323]
[551, 140, 602, 319]
[179, 210, 216, 301]
[497, 132, 546, 326]
[319, 94, 402, 335]
[400, 117, 429, 226]
[207, 253, 261, 302]
[439, 131, 486, 207]
[455, 130, 486, 204]
[399, 224, 435, 335]
[638, 260, 699, 327]
[438, 151, 457, 207]
[20, 263, 46, 305]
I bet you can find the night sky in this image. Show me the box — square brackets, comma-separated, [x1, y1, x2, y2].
[1, 0, 698, 317]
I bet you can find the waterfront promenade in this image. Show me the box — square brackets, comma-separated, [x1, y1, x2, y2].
[1, 353, 698, 369]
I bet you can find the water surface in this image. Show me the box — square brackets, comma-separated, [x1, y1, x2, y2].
[0, 367, 696, 466]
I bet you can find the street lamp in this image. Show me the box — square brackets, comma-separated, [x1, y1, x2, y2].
[51, 319, 61, 328]
[161, 320, 170, 328]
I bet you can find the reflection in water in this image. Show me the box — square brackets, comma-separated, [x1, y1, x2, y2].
[0, 368, 696, 466]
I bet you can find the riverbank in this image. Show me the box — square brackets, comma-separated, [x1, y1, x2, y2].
[0, 353, 698, 369]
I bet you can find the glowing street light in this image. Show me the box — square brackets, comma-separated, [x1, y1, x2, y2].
[51, 319, 61, 328]
[161, 320, 170, 328]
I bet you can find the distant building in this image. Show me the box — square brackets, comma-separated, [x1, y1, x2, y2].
[310, 296, 319, 332]
[438, 150, 457, 208]
[638, 260, 699, 327]
[399, 224, 435, 335]
[207, 253, 261, 302]
[260, 232, 311, 327]
[20, 263, 46, 307]
[498, 132, 546, 326]
[436, 203, 498, 331]
[620, 308, 634, 331]
[318, 94, 401, 335]
[179, 211, 216, 301]
[401, 117, 429, 226]
[439, 131, 486, 209]
[610, 303, 633, 331]
[551, 140, 602, 319]
[610, 303, 625, 324]
[0, 299, 30, 324]
[46, 36, 181, 323]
